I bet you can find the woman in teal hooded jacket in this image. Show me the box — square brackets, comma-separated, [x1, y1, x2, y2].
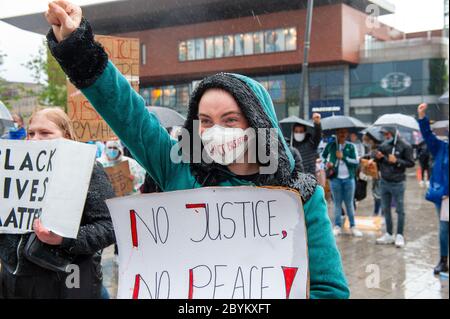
[45, 0, 349, 299]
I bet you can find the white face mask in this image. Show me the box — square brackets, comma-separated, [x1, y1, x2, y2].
[201, 125, 251, 165]
[294, 133, 306, 142]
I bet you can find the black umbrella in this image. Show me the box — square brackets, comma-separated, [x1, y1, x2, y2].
[147, 106, 186, 128]
[279, 115, 314, 143]
[361, 126, 384, 143]
[321, 115, 367, 132]
[279, 115, 314, 128]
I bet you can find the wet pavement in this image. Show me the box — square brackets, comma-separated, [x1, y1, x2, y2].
[101, 168, 449, 299]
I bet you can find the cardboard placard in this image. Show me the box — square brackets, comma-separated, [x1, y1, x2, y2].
[104, 160, 133, 197]
[360, 159, 379, 179]
[67, 35, 140, 142]
[106, 186, 309, 299]
[0, 139, 96, 238]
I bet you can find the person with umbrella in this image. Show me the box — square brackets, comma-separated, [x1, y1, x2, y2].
[417, 103, 448, 275]
[373, 126, 415, 247]
[322, 128, 363, 237]
[290, 113, 322, 175]
[361, 127, 383, 216]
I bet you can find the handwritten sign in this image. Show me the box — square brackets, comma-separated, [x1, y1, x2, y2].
[104, 160, 133, 197]
[0, 139, 96, 238]
[67, 35, 140, 142]
[106, 186, 309, 299]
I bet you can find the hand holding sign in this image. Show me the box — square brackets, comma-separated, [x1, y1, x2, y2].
[33, 219, 63, 245]
[46, 1, 82, 42]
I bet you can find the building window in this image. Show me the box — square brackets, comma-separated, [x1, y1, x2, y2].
[285, 27, 297, 51]
[243, 32, 254, 55]
[214, 36, 224, 58]
[205, 37, 214, 59]
[178, 41, 187, 61]
[235, 34, 244, 56]
[187, 39, 195, 60]
[223, 35, 234, 57]
[265, 29, 285, 53]
[140, 43, 147, 65]
[178, 27, 297, 61]
[195, 39, 205, 60]
[253, 31, 264, 54]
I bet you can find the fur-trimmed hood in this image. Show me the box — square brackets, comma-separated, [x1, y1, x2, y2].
[183, 72, 318, 202]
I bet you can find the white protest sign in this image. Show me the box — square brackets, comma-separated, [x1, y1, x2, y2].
[107, 186, 309, 299]
[0, 139, 96, 238]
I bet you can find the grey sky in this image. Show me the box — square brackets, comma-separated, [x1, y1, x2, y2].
[0, 0, 446, 83]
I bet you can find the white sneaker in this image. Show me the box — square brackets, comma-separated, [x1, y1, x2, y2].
[351, 227, 363, 237]
[419, 181, 425, 188]
[376, 233, 395, 245]
[333, 226, 342, 236]
[395, 234, 405, 248]
[426, 181, 430, 188]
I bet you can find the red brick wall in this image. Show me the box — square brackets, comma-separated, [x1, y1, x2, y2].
[117, 4, 401, 83]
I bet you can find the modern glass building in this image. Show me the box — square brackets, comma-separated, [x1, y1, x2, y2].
[4, 0, 448, 122]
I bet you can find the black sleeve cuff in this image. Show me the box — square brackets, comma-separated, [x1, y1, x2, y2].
[61, 237, 76, 254]
[46, 18, 108, 89]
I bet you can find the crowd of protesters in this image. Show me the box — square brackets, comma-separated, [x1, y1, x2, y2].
[0, 0, 447, 300]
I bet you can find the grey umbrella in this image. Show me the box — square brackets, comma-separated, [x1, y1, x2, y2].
[439, 91, 449, 105]
[0, 101, 14, 136]
[147, 106, 186, 128]
[373, 113, 419, 131]
[321, 115, 367, 131]
[431, 120, 449, 136]
[361, 126, 384, 143]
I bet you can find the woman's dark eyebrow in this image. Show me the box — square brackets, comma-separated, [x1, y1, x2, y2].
[221, 111, 242, 118]
[198, 113, 211, 118]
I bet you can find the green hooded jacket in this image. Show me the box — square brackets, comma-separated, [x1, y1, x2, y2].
[47, 19, 350, 299]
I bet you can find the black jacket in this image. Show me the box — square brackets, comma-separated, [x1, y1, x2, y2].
[0, 163, 116, 298]
[375, 138, 415, 182]
[292, 123, 322, 175]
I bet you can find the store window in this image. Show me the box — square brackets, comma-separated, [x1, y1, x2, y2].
[350, 59, 444, 98]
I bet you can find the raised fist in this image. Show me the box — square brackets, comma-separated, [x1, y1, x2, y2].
[312, 113, 321, 124]
[417, 103, 427, 119]
[45, 1, 82, 42]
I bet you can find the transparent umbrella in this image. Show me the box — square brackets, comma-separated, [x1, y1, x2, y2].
[0, 101, 14, 137]
[147, 106, 186, 129]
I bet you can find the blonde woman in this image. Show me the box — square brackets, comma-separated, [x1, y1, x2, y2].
[0, 108, 116, 298]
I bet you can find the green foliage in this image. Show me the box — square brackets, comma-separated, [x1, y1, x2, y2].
[23, 40, 67, 111]
[0, 50, 11, 109]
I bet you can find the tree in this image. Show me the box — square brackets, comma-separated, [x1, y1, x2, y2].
[0, 50, 12, 109]
[23, 39, 67, 111]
